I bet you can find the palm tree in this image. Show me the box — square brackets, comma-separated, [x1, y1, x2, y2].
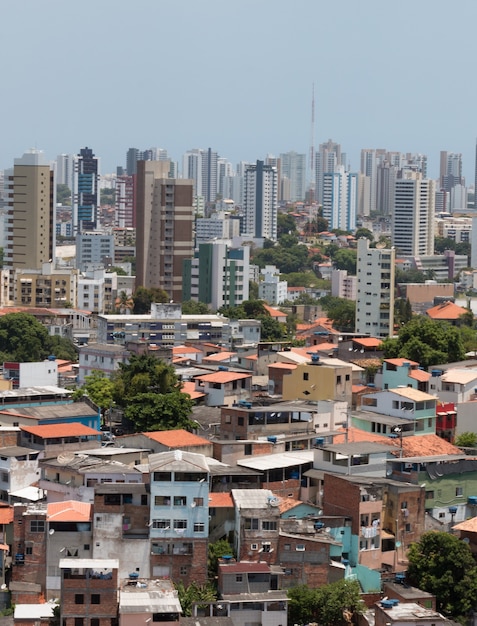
[115, 290, 134, 314]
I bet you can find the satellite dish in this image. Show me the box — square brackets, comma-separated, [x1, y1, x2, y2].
[49, 529, 55, 535]
[57, 452, 75, 465]
[463, 537, 470, 544]
[325, 527, 331, 533]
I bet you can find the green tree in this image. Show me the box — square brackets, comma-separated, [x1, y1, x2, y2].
[382, 316, 466, 368]
[100, 188, 115, 205]
[320, 296, 355, 332]
[394, 298, 413, 326]
[48, 336, 78, 362]
[248, 280, 259, 300]
[132, 286, 169, 313]
[258, 315, 285, 341]
[0, 247, 4, 268]
[355, 227, 374, 241]
[73, 370, 115, 413]
[124, 391, 194, 432]
[282, 271, 317, 288]
[407, 531, 477, 620]
[208, 539, 234, 580]
[56, 184, 71, 205]
[331, 248, 357, 274]
[454, 432, 477, 448]
[288, 579, 364, 626]
[114, 354, 181, 402]
[174, 581, 217, 617]
[115, 290, 134, 314]
[0, 313, 52, 362]
[395, 268, 426, 284]
[108, 266, 128, 276]
[181, 300, 210, 314]
[277, 212, 298, 237]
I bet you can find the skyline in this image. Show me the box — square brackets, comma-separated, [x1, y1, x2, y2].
[2, 0, 477, 180]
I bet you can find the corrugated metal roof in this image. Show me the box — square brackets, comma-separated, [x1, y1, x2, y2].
[237, 450, 313, 472]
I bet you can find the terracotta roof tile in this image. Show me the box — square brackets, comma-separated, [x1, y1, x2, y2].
[278, 497, 302, 514]
[353, 338, 383, 348]
[194, 371, 251, 384]
[208, 492, 234, 508]
[144, 429, 210, 448]
[263, 305, 286, 318]
[384, 358, 419, 367]
[20, 423, 100, 439]
[408, 369, 431, 382]
[426, 301, 468, 320]
[47, 501, 92, 522]
[268, 362, 297, 370]
[0, 506, 13, 525]
[203, 352, 237, 362]
[181, 381, 206, 400]
[172, 345, 202, 354]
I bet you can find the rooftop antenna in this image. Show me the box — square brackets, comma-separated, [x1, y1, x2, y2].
[308, 82, 316, 206]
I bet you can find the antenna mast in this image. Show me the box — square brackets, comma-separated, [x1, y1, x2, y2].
[309, 83, 315, 203]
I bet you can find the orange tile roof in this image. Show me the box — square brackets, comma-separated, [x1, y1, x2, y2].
[353, 338, 383, 348]
[144, 429, 211, 448]
[384, 358, 419, 367]
[268, 362, 297, 370]
[47, 501, 92, 522]
[20, 423, 100, 439]
[352, 384, 369, 393]
[453, 517, 477, 532]
[194, 371, 251, 384]
[208, 492, 234, 508]
[263, 304, 286, 318]
[181, 381, 206, 400]
[172, 345, 202, 354]
[408, 369, 431, 382]
[0, 506, 13, 525]
[244, 354, 258, 361]
[333, 427, 396, 447]
[400, 434, 460, 457]
[278, 497, 302, 514]
[426, 301, 468, 320]
[203, 352, 237, 362]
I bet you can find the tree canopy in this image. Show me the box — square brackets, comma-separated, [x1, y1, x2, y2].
[132, 286, 169, 313]
[181, 300, 210, 314]
[112, 354, 193, 432]
[0, 313, 76, 363]
[287, 579, 365, 626]
[72, 371, 115, 413]
[319, 296, 356, 332]
[382, 316, 466, 368]
[407, 531, 477, 620]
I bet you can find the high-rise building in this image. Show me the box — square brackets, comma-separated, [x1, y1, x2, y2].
[115, 174, 135, 228]
[182, 240, 250, 310]
[440, 151, 463, 193]
[280, 151, 307, 202]
[4, 150, 55, 271]
[55, 154, 74, 189]
[392, 171, 435, 257]
[315, 139, 344, 204]
[136, 161, 194, 301]
[72, 147, 100, 233]
[182, 148, 218, 204]
[126, 147, 169, 176]
[322, 166, 358, 231]
[355, 237, 395, 338]
[242, 160, 278, 241]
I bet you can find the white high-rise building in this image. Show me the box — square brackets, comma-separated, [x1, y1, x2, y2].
[182, 148, 219, 204]
[355, 238, 395, 338]
[322, 167, 358, 231]
[55, 154, 74, 189]
[280, 151, 306, 202]
[392, 172, 435, 257]
[243, 160, 278, 241]
[315, 139, 344, 205]
[258, 265, 288, 305]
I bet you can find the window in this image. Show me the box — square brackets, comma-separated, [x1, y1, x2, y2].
[141, 495, 148, 506]
[74, 620, 84, 626]
[174, 496, 187, 506]
[401, 501, 408, 509]
[155, 496, 171, 506]
[152, 519, 170, 529]
[84, 544, 90, 551]
[30, 520, 45, 533]
[193, 498, 203, 507]
[91, 594, 100, 605]
[194, 523, 205, 532]
[75, 594, 84, 604]
[262, 543, 271, 552]
[284, 544, 291, 551]
[153, 472, 171, 482]
[244, 444, 252, 456]
[91, 620, 99, 626]
[25, 546, 33, 555]
[262, 521, 277, 531]
[405, 523, 411, 532]
[303, 372, 309, 381]
[296, 544, 305, 551]
[236, 575, 243, 582]
[251, 543, 258, 550]
[244, 518, 259, 530]
[0, 473, 8, 482]
[238, 417, 244, 426]
[180, 566, 188, 576]
[174, 519, 187, 530]
[456, 487, 463, 497]
[225, 414, 231, 424]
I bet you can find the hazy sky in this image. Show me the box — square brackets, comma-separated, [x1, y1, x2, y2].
[2, 0, 477, 180]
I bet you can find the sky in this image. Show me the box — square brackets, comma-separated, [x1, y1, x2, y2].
[2, 0, 477, 181]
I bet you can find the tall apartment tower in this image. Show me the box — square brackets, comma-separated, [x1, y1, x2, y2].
[115, 174, 135, 228]
[322, 166, 358, 231]
[315, 139, 344, 204]
[72, 146, 100, 233]
[280, 151, 307, 202]
[4, 150, 55, 270]
[392, 171, 436, 257]
[242, 160, 278, 241]
[55, 153, 74, 189]
[182, 148, 218, 204]
[355, 237, 395, 338]
[136, 161, 194, 301]
[439, 151, 464, 197]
